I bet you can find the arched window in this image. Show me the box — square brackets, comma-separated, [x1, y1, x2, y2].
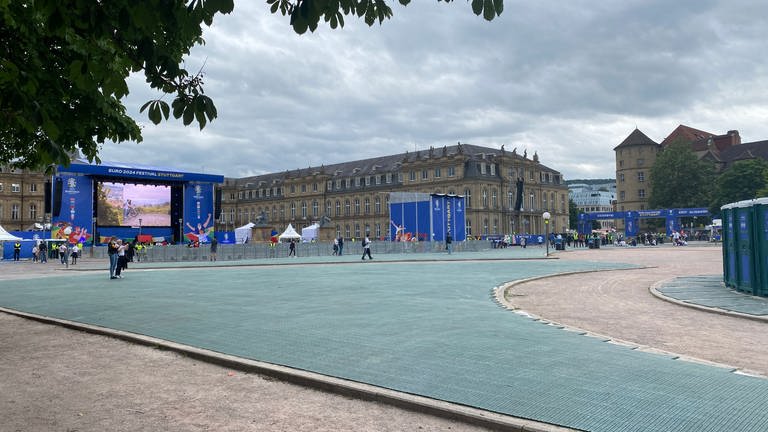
[335, 200, 341, 216]
[364, 198, 370, 215]
[465, 188, 472, 208]
[345, 199, 351, 216]
[312, 200, 318, 217]
[354, 198, 361, 215]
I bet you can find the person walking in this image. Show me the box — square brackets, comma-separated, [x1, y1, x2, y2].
[332, 238, 338, 255]
[288, 239, 296, 257]
[70, 243, 79, 265]
[337, 236, 344, 256]
[58, 243, 68, 264]
[32, 244, 39, 262]
[361, 235, 373, 260]
[108, 239, 119, 279]
[115, 240, 127, 278]
[445, 233, 453, 254]
[210, 236, 218, 261]
[38, 242, 47, 263]
[13, 240, 21, 261]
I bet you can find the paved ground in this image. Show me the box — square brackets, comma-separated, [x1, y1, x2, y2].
[1, 244, 767, 432]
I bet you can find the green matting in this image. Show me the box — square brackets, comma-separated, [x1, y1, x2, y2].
[2, 258, 768, 432]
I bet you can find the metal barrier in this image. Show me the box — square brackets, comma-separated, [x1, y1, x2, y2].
[90, 240, 496, 263]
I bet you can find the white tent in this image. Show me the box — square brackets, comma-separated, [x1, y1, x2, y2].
[301, 223, 320, 242]
[0, 224, 22, 241]
[278, 224, 301, 242]
[234, 222, 255, 244]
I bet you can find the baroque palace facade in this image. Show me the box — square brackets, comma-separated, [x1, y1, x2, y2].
[216, 143, 569, 241]
[0, 165, 47, 232]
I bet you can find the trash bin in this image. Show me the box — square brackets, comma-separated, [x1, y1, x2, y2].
[734, 200, 757, 294]
[752, 198, 768, 297]
[721, 203, 737, 288]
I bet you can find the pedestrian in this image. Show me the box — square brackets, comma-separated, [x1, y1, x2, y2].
[115, 240, 127, 278]
[70, 244, 78, 265]
[108, 239, 119, 279]
[13, 240, 21, 261]
[38, 242, 47, 263]
[520, 236, 527, 249]
[361, 235, 373, 260]
[337, 236, 344, 256]
[58, 243, 68, 264]
[32, 244, 39, 262]
[288, 239, 296, 257]
[332, 238, 338, 255]
[445, 232, 453, 254]
[210, 236, 218, 261]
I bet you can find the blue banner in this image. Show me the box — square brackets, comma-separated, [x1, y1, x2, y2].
[52, 175, 94, 245]
[431, 196, 445, 241]
[451, 195, 466, 241]
[183, 183, 215, 243]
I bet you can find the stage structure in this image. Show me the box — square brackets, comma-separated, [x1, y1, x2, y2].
[51, 159, 224, 245]
[577, 208, 710, 238]
[388, 192, 466, 242]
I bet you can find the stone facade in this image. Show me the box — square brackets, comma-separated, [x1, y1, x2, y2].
[0, 166, 48, 231]
[217, 143, 570, 241]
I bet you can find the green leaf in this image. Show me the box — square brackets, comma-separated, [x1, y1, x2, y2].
[182, 105, 195, 126]
[471, 0, 483, 16]
[159, 100, 170, 120]
[483, 0, 495, 21]
[493, 0, 503, 15]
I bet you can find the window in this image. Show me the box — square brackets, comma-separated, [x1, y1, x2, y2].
[376, 175, 381, 185]
[29, 183, 37, 192]
[11, 183, 20, 193]
[466, 219, 472, 236]
[366, 176, 371, 186]
[346, 179, 352, 188]
[422, 169, 428, 180]
[620, 173, 625, 182]
[290, 185, 296, 193]
[0, 183, 3, 192]
[354, 224, 361, 238]
[301, 184, 307, 193]
[409, 171, 416, 181]
[313, 183, 318, 192]
[327, 181, 333, 191]
[493, 218, 498, 234]
[491, 188, 497, 208]
[355, 177, 361, 187]
[482, 188, 488, 208]
[508, 191, 514, 208]
[374, 197, 381, 214]
[335, 179, 342, 189]
[29, 203, 37, 220]
[386, 173, 392, 184]
[638, 172, 645, 182]
[619, 191, 626, 200]
[336, 225, 341, 238]
[480, 163, 486, 174]
[490, 164, 496, 176]
[326, 200, 331, 216]
[529, 193, 535, 210]
[345, 224, 351, 238]
[345, 199, 351, 216]
[434, 167, 441, 178]
[619, 160, 624, 167]
[529, 170, 534, 181]
[335, 200, 341, 216]
[280, 205, 285, 219]
[364, 224, 370, 235]
[364, 198, 370, 214]
[291, 202, 297, 218]
[448, 166, 455, 177]
[238, 191, 244, 199]
[543, 194, 548, 211]
[375, 223, 381, 238]
[638, 189, 646, 199]
[483, 218, 489, 235]
[312, 200, 318, 217]
[354, 199, 360, 215]
[465, 188, 472, 208]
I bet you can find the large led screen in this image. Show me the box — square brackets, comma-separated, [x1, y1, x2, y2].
[97, 182, 171, 226]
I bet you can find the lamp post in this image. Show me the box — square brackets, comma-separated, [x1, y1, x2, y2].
[138, 218, 142, 240]
[543, 211, 551, 257]
[178, 218, 183, 245]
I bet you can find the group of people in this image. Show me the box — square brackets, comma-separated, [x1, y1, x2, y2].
[330, 235, 373, 260]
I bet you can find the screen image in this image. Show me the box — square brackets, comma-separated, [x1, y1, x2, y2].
[97, 182, 171, 226]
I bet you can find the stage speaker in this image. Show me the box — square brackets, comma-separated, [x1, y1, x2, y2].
[214, 189, 222, 219]
[44, 181, 52, 213]
[52, 178, 63, 217]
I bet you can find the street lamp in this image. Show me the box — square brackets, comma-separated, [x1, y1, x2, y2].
[542, 211, 551, 257]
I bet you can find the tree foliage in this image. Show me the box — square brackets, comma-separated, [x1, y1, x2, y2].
[710, 159, 768, 214]
[648, 139, 714, 209]
[568, 198, 579, 229]
[0, 0, 502, 171]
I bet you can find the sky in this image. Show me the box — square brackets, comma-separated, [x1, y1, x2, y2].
[99, 0, 768, 181]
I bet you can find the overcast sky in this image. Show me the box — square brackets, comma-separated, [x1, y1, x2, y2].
[99, 0, 768, 181]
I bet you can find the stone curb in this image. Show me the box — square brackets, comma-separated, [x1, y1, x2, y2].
[649, 278, 768, 324]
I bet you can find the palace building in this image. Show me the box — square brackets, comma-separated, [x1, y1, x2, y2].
[216, 143, 569, 241]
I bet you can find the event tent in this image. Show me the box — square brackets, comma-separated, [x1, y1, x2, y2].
[0, 224, 22, 241]
[278, 224, 301, 242]
[301, 223, 319, 242]
[235, 222, 255, 244]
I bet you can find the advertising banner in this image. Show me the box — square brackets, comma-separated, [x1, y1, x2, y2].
[183, 183, 215, 243]
[52, 175, 94, 245]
